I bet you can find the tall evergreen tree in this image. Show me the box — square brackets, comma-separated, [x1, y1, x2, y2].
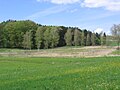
[103, 32, 106, 45]
[58, 26, 67, 46]
[95, 33, 101, 45]
[65, 28, 73, 46]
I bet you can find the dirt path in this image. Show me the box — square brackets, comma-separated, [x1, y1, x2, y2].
[31, 46, 117, 57]
[0, 46, 118, 57]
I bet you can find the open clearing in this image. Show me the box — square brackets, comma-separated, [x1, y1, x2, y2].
[0, 57, 120, 90]
[0, 46, 119, 57]
[0, 46, 120, 90]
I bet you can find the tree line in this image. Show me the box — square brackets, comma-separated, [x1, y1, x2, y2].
[0, 20, 106, 50]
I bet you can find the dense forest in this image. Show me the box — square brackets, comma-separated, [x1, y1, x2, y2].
[0, 20, 106, 50]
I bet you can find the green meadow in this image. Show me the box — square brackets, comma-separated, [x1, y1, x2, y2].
[0, 57, 120, 90]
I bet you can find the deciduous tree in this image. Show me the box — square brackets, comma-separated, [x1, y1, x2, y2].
[50, 27, 60, 48]
[23, 31, 32, 50]
[81, 31, 85, 46]
[65, 28, 73, 46]
[111, 24, 120, 49]
[91, 33, 96, 46]
[35, 26, 45, 50]
[86, 33, 91, 46]
[74, 29, 81, 46]
[44, 28, 51, 49]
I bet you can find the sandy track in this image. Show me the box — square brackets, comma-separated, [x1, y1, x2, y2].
[31, 46, 117, 57]
[0, 46, 118, 57]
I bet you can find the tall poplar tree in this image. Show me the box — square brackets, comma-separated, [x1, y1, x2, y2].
[51, 27, 60, 48]
[23, 31, 32, 50]
[44, 28, 51, 49]
[74, 29, 81, 46]
[65, 28, 73, 46]
[91, 33, 96, 46]
[35, 26, 45, 50]
[86, 33, 91, 46]
[81, 31, 85, 46]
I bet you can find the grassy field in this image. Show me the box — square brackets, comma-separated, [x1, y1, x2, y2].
[0, 57, 120, 90]
[111, 50, 120, 55]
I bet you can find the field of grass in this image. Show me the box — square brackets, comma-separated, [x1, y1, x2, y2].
[107, 40, 118, 46]
[0, 57, 120, 90]
[111, 50, 120, 55]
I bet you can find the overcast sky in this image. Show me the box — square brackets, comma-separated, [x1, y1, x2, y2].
[0, 0, 120, 34]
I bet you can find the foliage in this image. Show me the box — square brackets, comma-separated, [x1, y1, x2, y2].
[23, 31, 32, 49]
[0, 20, 38, 48]
[95, 33, 101, 45]
[103, 32, 107, 45]
[101, 32, 107, 46]
[74, 28, 81, 46]
[50, 27, 60, 48]
[0, 20, 102, 49]
[81, 31, 85, 46]
[111, 24, 120, 49]
[91, 33, 96, 46]
[65, 28, 73, 46]
[35, 26, 45, 50]
[106, 35, 118, 46]
[44, 27, 51, 49]
[86, 32, 91, 46]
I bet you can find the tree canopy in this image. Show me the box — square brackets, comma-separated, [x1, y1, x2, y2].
[0, 20, 103, 49]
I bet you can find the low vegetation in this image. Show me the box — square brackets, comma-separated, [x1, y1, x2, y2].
[111, 50, 120, 55]
[0, 57, 120, 90]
